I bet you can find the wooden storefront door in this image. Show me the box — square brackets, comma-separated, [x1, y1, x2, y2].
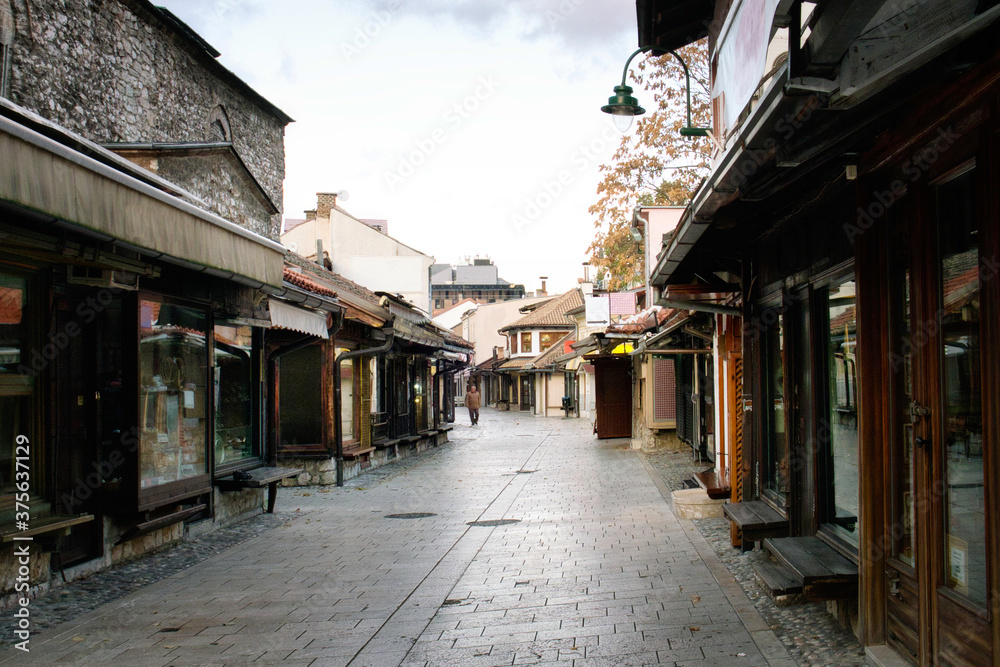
[594, 357, 631, 439]
[884, 161, 995, 666]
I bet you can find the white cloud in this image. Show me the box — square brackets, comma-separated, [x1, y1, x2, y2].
[160, 0, 639, 293]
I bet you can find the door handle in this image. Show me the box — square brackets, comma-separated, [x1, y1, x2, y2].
[915, 436, 930, 448]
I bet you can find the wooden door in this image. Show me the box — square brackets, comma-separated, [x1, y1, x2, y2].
[885, 162, 994, 666]
[594, 357, 631, 439]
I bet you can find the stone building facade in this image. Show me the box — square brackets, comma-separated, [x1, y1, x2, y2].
[0, 0, 292, 604]
[2, 0, 289, 238]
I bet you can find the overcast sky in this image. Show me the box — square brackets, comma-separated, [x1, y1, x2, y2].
[162, 0, 641, 294]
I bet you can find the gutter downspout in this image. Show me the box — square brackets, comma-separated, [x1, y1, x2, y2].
[267, 309, 344, 465]
[333, 326, 395, 487]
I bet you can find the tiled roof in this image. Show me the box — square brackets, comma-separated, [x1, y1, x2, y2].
[499, 357, 535, 369]
[501, 289, 582, 331]
[285, 252, 381, 307]
[283, 267, 338, 298]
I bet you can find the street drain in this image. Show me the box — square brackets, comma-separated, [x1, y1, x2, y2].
[467, 519, 521, 527]
[385, 513, 437, 519]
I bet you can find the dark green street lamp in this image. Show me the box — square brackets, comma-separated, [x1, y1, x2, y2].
[602, 45, 710, 137]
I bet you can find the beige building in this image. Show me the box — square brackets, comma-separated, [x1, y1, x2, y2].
[282, 193, 433, 313]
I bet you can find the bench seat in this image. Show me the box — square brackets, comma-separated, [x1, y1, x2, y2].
[763, 536, 858, 601]
[723, 500, 789, 549]
[693, 470, 730, 500]
[0, 513, 94, 543]
[115, 504, 207, 545]
[342, 446, 375, 460]
[215, 465, 303, 513]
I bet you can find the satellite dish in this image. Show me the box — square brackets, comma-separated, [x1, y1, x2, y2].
[287, 241, 299, 253]
[336, 189, 350, 202]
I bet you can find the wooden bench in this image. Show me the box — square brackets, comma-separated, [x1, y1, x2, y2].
[215, 466, 303, 513]
[722, 500, 789, 549]
[373, 438, 401, 450]
[342, 446, 375, 460]
[399, 435, 421, 445]
[693, 470, 730, 499]
[0, 513, 94, 543]
[753, 558, 803, 597]
[438, 424, 454, 433]
[763, 536, 858, 601]
[115, 504, 207, 545]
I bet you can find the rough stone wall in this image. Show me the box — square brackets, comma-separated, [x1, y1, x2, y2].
[156, 152, 274, 238]
[214, 487, 265, 525]
[6, 0, 286, 239]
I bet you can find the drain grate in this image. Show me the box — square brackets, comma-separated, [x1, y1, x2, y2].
[467, 519, 521, 527]
[385, 512, 437, 519]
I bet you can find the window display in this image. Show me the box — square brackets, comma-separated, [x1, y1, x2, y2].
[0, 275, 33, 498]
[139, 299, 208, 489]
[214, 324, 255, 466]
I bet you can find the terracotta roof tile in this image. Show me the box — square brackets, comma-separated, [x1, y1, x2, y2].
[283, 267, 338, 298]
[501, 289, 582, 330]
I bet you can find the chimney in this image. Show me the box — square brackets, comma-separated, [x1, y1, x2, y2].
[304, 209, 317, 221]
[316, 192, 338, 218]
[539, 276, 548, 296]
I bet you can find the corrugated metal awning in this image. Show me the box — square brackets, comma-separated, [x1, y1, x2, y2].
[0, 110, 284, 288]
[269, 300, 329, 338]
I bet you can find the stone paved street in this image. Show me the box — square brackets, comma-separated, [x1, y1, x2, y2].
[5, 409, 800, 666]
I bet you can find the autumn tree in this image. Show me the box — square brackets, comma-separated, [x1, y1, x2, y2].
[588, 40, 712, 291]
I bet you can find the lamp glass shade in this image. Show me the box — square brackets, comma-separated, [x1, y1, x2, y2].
[601, 85, 645, 132]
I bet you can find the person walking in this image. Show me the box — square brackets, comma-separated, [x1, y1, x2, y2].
[465, 384, 481, 426]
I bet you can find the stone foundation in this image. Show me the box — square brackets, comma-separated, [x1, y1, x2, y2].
[281, 432, 447, 487]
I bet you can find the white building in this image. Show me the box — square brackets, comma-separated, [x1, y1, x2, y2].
[282, 193, 433, 313]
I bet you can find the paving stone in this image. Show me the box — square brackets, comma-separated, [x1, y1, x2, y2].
[0, 412, 851, 665]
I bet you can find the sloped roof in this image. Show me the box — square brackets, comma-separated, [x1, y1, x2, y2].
[283, 268, 337, 298]
[500, 289, 582, 331]
[499, 357, 535, 369]
[532, 332, 575, 368]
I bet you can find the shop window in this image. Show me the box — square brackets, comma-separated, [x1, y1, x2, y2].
[823, 277, 859, 546]
[936, 168, 985, 606]
[278, 345, 323, 447]
[139, 299, 209, 490]
[214, 324, 257, 467]
[338, 349, 358, 444]
[0, 274, 35, 502]
[520, 332, 532, 354]
[539, 331, 562, 352]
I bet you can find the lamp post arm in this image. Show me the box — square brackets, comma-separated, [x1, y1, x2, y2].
[620, 46, 696, 130]
[618, 45, 659, 87]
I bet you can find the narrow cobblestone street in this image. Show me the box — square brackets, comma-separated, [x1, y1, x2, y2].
[5, 409, 855, 666]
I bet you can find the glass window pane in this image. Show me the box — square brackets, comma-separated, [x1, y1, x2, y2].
[826, 279, 859, 544]
[214, 325, 255, 466]
[540, 332, 561, 352]
[139, 300, 209, 489]
[0, 395, 30, 495]
[338, 350, 356, 443]
[936, 169, 985, 606]
[764, 311, 789, 502]
[521, 332, 532, 354]
[0, 276, 25, 374]
[278, 345, 323, 446]
[890, 227, 916, 566]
